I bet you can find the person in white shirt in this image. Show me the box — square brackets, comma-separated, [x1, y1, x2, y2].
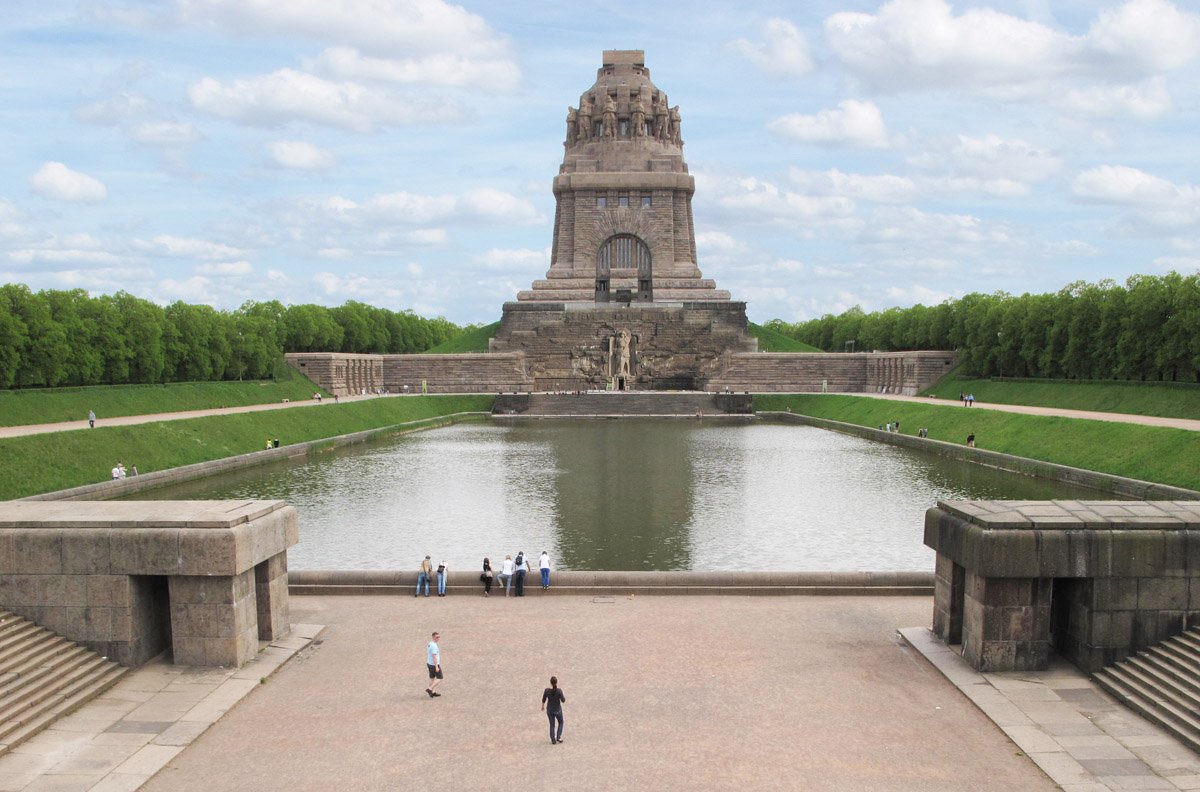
[500, 555, 515, 597]
[539, 551, 552, 590]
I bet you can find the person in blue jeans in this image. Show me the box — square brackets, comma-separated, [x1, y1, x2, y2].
[415, 555, 432, 597]
[436, 560, 448, 596]
[541, 675, 565, 744]
[539, 551, 551, 590]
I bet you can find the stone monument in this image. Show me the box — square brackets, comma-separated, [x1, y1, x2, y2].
[489, 50, 758, 391]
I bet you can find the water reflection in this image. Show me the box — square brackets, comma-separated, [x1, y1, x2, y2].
[126, 419, 1113, 572]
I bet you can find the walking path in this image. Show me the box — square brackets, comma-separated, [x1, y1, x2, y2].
[2, 390, 1197, 440]
[902, 627, 1200, 791]
[852, 391, 1200, 432]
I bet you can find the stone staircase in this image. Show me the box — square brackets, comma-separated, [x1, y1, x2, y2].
[504, 392, 752, 417]
[1093, 628, 1200, 753]
[0, 610, 128, 756]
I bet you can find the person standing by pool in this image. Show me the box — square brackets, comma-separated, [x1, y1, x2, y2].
[500, 554, 514, 597]
[514, 551, 528, 597]
[415, 555, 432, 598]
[425, 632, 442, 698]
[541, 675, 565, 744]
[481, 557, 494, 596]
[436, 559, 448, 597]
[539, 551, 551, 591]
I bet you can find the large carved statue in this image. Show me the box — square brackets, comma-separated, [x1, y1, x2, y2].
[669, 106, 682, 145]
[610, 329, 635, 379]
[565, 106, 577, 147]
[631, 94, 646, 139]
[653, 93, 669, 141]
[601, 94, 617, 139]
[577, 97, 593, 142]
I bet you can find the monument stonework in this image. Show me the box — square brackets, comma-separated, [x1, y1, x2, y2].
[488, 50, 759, 390]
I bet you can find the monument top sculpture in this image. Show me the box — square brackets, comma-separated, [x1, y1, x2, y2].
[516, 49, 730, 304]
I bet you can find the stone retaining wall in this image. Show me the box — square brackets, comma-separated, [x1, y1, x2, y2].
[761, 412, 1200, 501]
[706, 351, 957, 395]
[23, 412, 490, 502]
[288, 570, 932, 596]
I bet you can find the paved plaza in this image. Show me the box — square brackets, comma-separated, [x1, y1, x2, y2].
[141, 595, 1056, 792]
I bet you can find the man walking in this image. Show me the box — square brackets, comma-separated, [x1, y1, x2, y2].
[425, 632, 442, 697]
[88, 409, 95, 429]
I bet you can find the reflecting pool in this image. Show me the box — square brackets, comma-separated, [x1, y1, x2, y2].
[127, 419, 1113, 572]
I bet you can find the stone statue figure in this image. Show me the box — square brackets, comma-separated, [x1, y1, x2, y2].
[565, 106, 577, 147]
[653, 93, 669, 141]
[611, 329, 634, 379]
[601, 94, 617, 139]
[577, 97, 593, 142]
[669, 106, 682, 145]
[630, 94, 646, 139]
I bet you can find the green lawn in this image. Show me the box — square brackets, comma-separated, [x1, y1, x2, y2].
[0, 365, 325, 428]
[747, 322, 822, 352]
[422, 321, 501, 354]
[0, 394, 493, 501]
[755, 393, 1200, 492]
[924, 375, 1200, 420]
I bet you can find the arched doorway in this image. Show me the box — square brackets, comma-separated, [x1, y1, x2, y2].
[596, 234, 652, 302]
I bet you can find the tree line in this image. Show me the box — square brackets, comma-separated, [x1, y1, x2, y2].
[0, 284, 462, 388]
[766, 272, 1200, 382]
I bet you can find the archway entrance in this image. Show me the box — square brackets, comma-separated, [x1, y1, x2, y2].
[596, 234, 652, 302]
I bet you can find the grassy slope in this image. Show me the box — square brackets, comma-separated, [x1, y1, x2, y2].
[755, 393, 1200, 492]
[0, 366, 324, 428]
[747, 322, 822, 352]
[0, 394, 493, 501]
[422, 321, 501, 354]
[924, 375, 1200, 420]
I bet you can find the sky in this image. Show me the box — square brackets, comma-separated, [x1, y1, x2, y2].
[2, 0, 1199, 326]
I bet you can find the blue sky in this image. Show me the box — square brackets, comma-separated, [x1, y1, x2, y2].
[2, 0, 1199, 325]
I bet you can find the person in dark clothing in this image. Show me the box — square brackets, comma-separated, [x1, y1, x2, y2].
[541, 675, 566, 744]
[481, 557, 494, 596]
[514, 551, 528, 597]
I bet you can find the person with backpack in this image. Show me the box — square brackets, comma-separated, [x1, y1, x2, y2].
[415, 555, 432, 598]
[514, 551, 529, 597]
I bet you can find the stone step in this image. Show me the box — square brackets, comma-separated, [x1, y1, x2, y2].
[0, 622, 45, 659]
[1176, 632, 1200, 654]
[0, 652, 106, 727]
[1094, 666, 1200, 754]
[0, 646, 95, 714]
[1142, 649, 1200, 698]
[513, 393, 751, 417]
[1119, 655, 1200, 712]
[0, 628, 62, 671]
[0, 635, 82, 691]
[1155, 642, 1200, 676]
[0, 665, 127, 757]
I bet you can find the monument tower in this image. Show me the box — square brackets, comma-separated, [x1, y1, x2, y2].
[491, 50, 756, 390]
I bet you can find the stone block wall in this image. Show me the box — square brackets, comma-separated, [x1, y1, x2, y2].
[383, 353, 532, 394]
[284, 352, 383, 396]
[706, 351, 957, 395]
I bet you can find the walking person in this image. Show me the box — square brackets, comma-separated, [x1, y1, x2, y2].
[88, 409, 95, 429]
[481, 557, 494, 596]
[541, 676, 565, 744]
[436, 559, 448, 597]
[415, 555, 432, 598]
[514, 551, 528, 597]
[539, 550, 551, 591]
[500, 554, 514, 597]
[424, 632, 443, 697]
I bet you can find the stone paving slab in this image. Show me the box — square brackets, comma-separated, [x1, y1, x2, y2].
[0, 625, 323, 792]
[139, 595, 1058, 792]
[900, 627, 1200, 791]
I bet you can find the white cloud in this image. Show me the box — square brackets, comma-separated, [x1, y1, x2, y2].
[731, 18, 813, 78]
[903, 134, 1062, 197]
[314, 271, 408, 301]
[29, 162, 108, 203]
[857, 206, 1014, 248]
[768, 100, 890, 149]
[1058, 78, 1172, 119]
[8, 234, 126, 268]
[695, 231, 747, 253]
[195, 260, 252, 276]
[188, 69, 463, 131]
[787, 168, 917, 204]
[701, 174, 860, 230]
[131, 121, 202, 145]
[73, 93, 149, 124]
[135, 234, 247, 260]
[885, 284, 955, 305]
[0, 199, 33, 241]
[308, 47, 520, 91]
[473, 247, 549, 272]
[1071, 165, 1196, 205]
[824, 0, 1200, 114]
[267, 140, 336, 170]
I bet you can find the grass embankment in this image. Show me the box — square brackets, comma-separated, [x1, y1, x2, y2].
[423, 321, 501, 354]
[924, 375, 1200, 420]
[755, 393, 1200, 492]
[0, 395, 493, 501]
[0, 366, 324, 428]
[747, 322, 821, 352]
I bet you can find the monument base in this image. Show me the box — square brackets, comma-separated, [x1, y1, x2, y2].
[489, 301, 757, 391]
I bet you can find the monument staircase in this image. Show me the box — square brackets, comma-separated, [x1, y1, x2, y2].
[497, 391, 753, 417]
[0, 610, 127, 756]
[1093, 627, 1200, 753]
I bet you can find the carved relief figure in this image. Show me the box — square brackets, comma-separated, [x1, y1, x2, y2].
[653, 93, 669, 141]
[669, 106, 682, 145]
[577, 97, 593, 142]
[630, 94, 646, 139]
[565, 106, 577, 147]
[601, 94, 617, 139]
[611, 329, 634, 378]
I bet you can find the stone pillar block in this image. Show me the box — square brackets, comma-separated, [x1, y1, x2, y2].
[169, 571, 258, 667]
[254, 552, 290, 641]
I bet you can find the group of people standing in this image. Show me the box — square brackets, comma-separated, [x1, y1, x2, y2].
[414, 555, 450, 597]
[420, 551, 553, 598]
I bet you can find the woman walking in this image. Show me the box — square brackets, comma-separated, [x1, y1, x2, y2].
[541, 676, 566, 744]
[481, 557, 494, 596]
